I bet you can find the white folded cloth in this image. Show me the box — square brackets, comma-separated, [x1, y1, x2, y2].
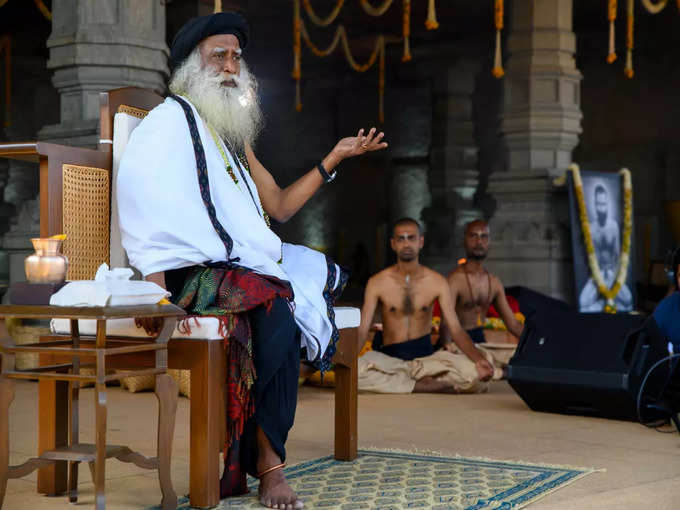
[49, 263, 170, 307]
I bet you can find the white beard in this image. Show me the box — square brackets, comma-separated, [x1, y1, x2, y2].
[168, 49, 263, 149]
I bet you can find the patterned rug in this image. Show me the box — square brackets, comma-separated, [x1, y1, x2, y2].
[157, 449, 599, 509]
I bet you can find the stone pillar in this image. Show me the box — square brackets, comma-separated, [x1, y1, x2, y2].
[2, 199, 39, 287]
[39, 0, 169, 147]
[391, 159, 432, 226]
[424, 58, 482, 273]
[487, 0, 582, 301]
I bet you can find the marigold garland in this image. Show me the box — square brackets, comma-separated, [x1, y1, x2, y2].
[607, 0, 617, 63]
[569, 164, 633, 313]
[402, 0, 411, 62]
[625, 0, 634, 78]
[302, 0, 345, 26]
[359, 0, 395, 16]
[492, 0, 504, 78]
[425, 0, 439, 30]
[294, 0, 386, 121]
[293, 0, 438, 118]
[640, 0, 668, 13]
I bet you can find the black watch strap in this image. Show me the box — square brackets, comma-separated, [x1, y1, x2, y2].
[317, 161, 337, 183]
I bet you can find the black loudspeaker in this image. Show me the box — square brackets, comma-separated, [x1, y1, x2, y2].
[507, 307, 669, 421]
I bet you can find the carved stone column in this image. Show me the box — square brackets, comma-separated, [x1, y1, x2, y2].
[391, 159, 432, 226]
[39, 0, 169, 147]
[487, 0, 582, 301]
[424, 58, 482, 273]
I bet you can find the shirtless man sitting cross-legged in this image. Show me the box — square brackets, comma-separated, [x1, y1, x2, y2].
[440, 220, 524, 373]
[356, 217, 496, 394]
[444, 220, 524, 344]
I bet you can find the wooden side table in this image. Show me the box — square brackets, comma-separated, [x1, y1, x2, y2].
[0, 304, 185, 510]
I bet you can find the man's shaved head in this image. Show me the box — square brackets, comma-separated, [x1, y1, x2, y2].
[391, 217, 423, 263]
[392, 217, 422, 237]
[465, 220, 489, 236]
[463, 220, 490, 261]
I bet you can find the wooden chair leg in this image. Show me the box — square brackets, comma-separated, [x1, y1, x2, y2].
[94, 383, 107, 510]
[188, 340, 224, 508]
[334, 328, 358, 461]
[0, 378, 15, 508]
[155, 374, 178, 510]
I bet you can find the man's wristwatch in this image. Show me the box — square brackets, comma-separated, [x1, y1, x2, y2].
[317, 161, 337, 183]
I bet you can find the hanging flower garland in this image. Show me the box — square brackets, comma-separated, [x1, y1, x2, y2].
[569, 164, 633, 314]
[302, 0, 345, 26]
[293, 0, 303, 110]
[33, 0, 51, 20]
[214, 0, 222, 12]
[492, 0, 504, 78]
[402, 0, 411, 62]
[295, 12, 386, 121]
[0, 0, 51, 20]
[609, 0, 674, 77]
[0, 35, 10, 128]
[607, 0, 617, 63]
[625, 0, 634, 78]
[359, 0, 395, 16]
[293, 0, 439, 117]
[302, 0, 423, 63]
[640, 0, 668, 13]
[426, 0, 439, 30]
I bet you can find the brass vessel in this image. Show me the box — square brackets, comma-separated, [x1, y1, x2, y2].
[24, 238, 69, 284]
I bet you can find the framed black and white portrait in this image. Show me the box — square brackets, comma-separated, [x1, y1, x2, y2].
[567, 169, 636, 313]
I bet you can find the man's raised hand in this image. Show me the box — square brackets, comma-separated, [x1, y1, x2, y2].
[331, 127, 388, 162]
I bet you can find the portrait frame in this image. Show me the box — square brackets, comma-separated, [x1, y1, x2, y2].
[567, 170, 636, 313]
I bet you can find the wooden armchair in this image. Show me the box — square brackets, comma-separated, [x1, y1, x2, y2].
[34, 87, 359, 508]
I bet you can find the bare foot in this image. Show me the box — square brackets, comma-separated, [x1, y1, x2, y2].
[258, 467, 303, 509]
[413, 376, 460, 394]
[255, 426, 303, 509]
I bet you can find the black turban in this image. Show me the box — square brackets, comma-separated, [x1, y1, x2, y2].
[169, 12, 250, 70]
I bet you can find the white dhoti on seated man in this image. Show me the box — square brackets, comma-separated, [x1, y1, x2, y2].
[356, 218, 499, 395]
[116, 11, 388, 509]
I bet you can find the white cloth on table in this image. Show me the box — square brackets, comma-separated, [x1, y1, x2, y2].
[49, 263, 169, 307]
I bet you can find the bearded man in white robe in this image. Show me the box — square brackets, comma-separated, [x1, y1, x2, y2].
[117, 12, 387, 510]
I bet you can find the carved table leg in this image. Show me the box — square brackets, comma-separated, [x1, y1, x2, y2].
[155, 373, 178, 510]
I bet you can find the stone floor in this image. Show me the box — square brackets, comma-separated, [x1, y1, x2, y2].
[3, 379, 680, 509]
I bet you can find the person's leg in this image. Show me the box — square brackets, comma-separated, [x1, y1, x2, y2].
[482, 329, 519, 345]
[413, 376, 461, 394]
[238, 298, 303, 509]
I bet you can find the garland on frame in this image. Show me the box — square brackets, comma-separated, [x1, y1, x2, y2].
[569, 164, 633, 314]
